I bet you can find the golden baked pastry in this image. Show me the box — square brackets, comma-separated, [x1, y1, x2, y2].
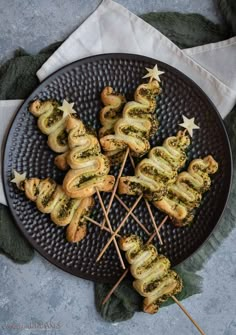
[154, 155, 218, 226]
[47, 124, 68, 153]
[54, 152, 69, 171]
[62, 117, 115, 198]
[19, 177, 94, 243]
[119, 235, 183, 314]
[98, 87, 127, 165]
[29, 99, 69, 153]
[119, 131, 190, 201]
[99, 87, 126, 138]
[29, 100, 116, 198]
[100, 80, 161, 158]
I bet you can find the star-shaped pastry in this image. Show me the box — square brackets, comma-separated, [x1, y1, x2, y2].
[179, 115, 200, 137]
[143, 64, 165, 82]
[58, 99, 77, 119]
[11, 170, 26, 188]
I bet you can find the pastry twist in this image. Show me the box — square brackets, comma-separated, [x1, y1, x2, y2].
[19, 177, 94, 243]
[99, 87, 126, 138]
[100, 80, 161, 157]
[61, 117, 115, 198]
[29, 100, 69, 153]
[154, 155, 218, 226]
[99, 87, 127, 165]
[119, 235, 183, 314]
[29, 100, 115, 198]
[119, 131, 190, 201]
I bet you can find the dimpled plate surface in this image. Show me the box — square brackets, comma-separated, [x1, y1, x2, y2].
[3, 54, 232, 283]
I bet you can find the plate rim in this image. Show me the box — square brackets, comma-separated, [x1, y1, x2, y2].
[2, 52, 233, 283]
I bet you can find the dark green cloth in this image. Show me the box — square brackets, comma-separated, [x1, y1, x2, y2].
[0, 0, 236, 322]
[0, 42, 61, 100]
[0, 42, 61, 262]
[218, 0, 236, 34]
[140, 12, 231, 49]
[0, 201, 34, 262]
[95, 268, 204, 321]
[95, 281, 142, 322]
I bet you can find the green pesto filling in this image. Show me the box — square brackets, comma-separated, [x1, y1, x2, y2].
[122, 126, 147, 137]
[46, 109, 63, 127]
[78, 175, 96, 185]
[57, 130, 68, 145]
[58, 199, 75, 218]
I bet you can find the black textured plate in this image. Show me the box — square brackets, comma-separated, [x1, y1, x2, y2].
[2, 54, 232, 283]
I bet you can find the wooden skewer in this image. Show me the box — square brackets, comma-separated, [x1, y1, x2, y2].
[128, 152, 136, 172]
[96, 189, 112, 231]
[102, 215, 167, 305]
[85, 196, 150, 237]
[96, 194, 143, 262]
[170, 296, 206, 335]
[84, 215, 121, 238]
[115, 194, 151, 236]
[100, 147, 130, 230]
[146, 230, 158, 244]
[156, 214, 168, 231]
[144, 199, 163, 245]
[102, 268, 129, 305]
[95, 188, 126, 269]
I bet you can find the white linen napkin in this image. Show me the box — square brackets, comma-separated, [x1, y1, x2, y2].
[37, 0, 236, 117]
[185, 36, 236, 92]
[0, 100, 24, 205]
[1, 0, 236, 206]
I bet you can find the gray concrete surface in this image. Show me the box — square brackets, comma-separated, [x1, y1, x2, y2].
[1, 1, 236, 335]
[0, 0, 222, 63]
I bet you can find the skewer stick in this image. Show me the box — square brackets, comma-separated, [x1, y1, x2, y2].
[144, 199, 163, 245]
[84, 216, 121, 238]
[170, 296, 206, 335]
[157, 214, 168, 230]
[146, 230, 158, 244]
[102, 215, 167, 305]
[115, 194, 151, 236]
[93, 191, 150, 235]
[102, 268, 129, 305]
[95, 188, 126, 269]
[128, 152, 136, 169]
[100, 147, 130, 229]
[96, 194, 142, 262]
